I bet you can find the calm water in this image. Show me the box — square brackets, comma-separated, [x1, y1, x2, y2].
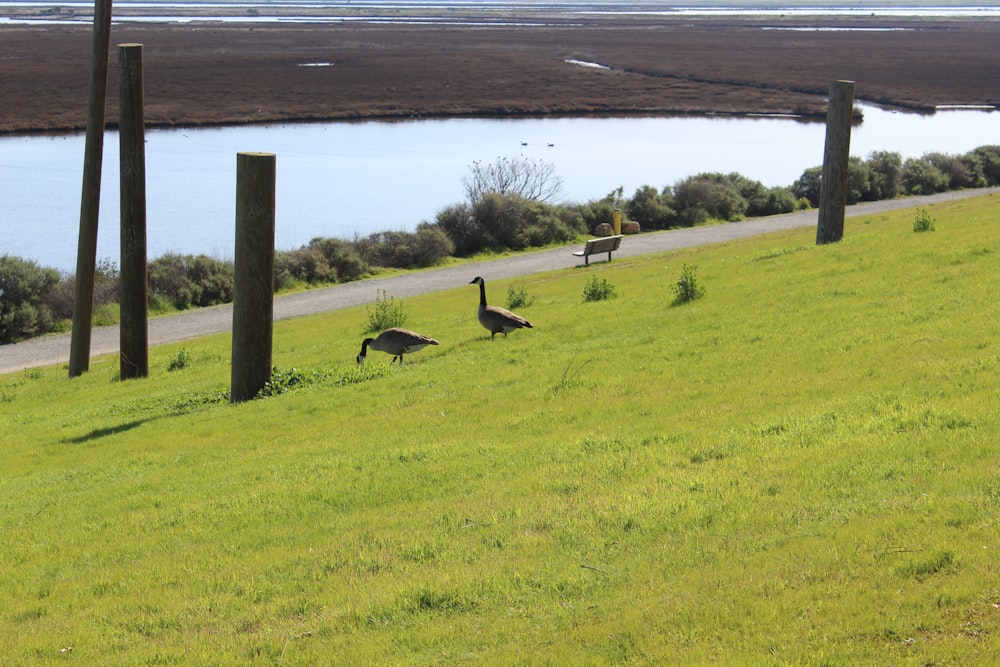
[4, 2, 1000, 26]
[2, 104, 999, 272]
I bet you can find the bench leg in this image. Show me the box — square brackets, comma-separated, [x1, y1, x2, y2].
[607, 252, 612, 262]
[584, 255, 589, 266]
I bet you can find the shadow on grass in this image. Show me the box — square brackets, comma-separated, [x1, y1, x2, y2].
[65, 419, 153, 444]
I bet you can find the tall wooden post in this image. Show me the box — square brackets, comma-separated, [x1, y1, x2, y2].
[231, 152, 276, 403]
[816, 80, 855, 245]
[118, 43, 148, 379]
[69, 0, 113, 377]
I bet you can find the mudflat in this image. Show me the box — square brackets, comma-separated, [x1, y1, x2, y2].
[2, 12, 999, 134]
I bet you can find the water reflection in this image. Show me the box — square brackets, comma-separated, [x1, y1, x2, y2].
[1, 104, 997, 272]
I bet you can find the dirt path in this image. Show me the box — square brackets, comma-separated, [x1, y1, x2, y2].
[3, 187, 996, 376]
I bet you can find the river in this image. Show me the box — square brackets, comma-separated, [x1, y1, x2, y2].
[1, 104, 998, 272]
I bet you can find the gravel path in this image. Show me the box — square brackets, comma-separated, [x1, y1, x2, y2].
[3, 188, 996, 376]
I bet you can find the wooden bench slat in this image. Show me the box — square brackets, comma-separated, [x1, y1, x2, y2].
[572, 234, 623, 265]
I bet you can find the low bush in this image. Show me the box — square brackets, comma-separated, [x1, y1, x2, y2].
[626, 184, 676, 230]
[147, 254, 233, 310]
[167, 347, 192, 372]
[354, 224, 454, 269]
[901, 157, 950, 196]
[364, 290, 406, 333]
[274, 247, 333, 291]
[307, 237, 368, 282]
[671, 263, 705, 305]
[506, 285, 535, 310]
[0, 255, 60, 342]
[672, 173, 749, 225]
[913, 207, 936, 232]
[581, 275, 617, 302]
[440, 194, 583, 256]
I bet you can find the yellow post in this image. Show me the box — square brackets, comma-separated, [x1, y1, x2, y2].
[613, 209, 622, 235]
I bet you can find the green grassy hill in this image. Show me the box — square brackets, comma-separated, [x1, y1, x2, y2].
[3, 194, 1000, 665]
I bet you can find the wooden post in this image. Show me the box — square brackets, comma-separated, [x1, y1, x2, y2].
[231, 152, 276, 403]
[69, 0, 113, 377]
[816, 80, 855, 245]
[118, 43, 148, 379]
[613, 209, 622, 236]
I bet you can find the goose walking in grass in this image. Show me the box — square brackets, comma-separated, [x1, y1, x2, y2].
[357, 327, 439, 364]
[469, 276, 533, 339]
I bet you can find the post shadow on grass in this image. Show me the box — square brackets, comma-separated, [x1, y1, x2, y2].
[65, 419, 149, 444]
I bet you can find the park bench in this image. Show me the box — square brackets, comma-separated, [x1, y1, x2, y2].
[572, 235, 623, 265]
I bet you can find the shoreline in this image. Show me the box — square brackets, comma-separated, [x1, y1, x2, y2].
[1, 16, 998, 134]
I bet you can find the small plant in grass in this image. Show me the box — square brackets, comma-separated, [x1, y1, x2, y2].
[582, 275, 617, 302]
[364, 289, 406, 333]
[506, 284, 535, 310]
[167, 347, 191, 372]
[913, 207, 936, 232]
[257, 366, 328, 398]
[671, 263, 705, 305]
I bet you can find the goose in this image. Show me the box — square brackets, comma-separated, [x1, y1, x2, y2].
[357, 327, 439, 364]
[469, 276, 533, 339]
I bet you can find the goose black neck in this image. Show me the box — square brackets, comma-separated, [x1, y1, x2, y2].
[478, 280, 487, 307]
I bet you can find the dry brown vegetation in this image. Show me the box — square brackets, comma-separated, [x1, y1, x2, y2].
[2, 14, 999, 133]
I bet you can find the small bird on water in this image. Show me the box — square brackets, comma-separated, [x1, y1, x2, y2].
[356, 327, 439, 364]
[469, 276, 533, 339]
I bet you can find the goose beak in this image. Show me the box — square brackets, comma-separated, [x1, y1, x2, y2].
[356, 353, 365, 364]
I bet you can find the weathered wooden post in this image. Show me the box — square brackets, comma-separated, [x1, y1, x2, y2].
[69, 0, 113, 377]
[231, 152, 276, 403]
[118, 43, 149, 379]
[816, 79, 855, 245]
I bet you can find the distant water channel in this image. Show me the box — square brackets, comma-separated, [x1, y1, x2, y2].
[2, 104, 999, 272]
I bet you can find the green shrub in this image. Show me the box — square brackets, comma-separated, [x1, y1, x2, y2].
[435, 202, 484, 257]
[581, 275, 617, 302]
[575, 196, 620, 234]
[274, 247, 332, 290]
[971, 145, 1000, 185]
[471, 192, 528, 250]
[626, 184, 676, 229]
[411, 223, 456, 267]
[913, 207, 936, 232]
[522, 209, 579, 247]
[307, 237, 368, 282]
[0, 255, 60, 342]
[506, 285, 535, 310]
[846, 156, 873, 204]
[866, 150, 903, 200]
[671, 264, 705, 306]
[355, 224, 454, 269]
[364, 290, 406, 333]
[672, 173, 748, 225]
[167, 347, 192, 372]
[792, 166, 823, 208]
[447, 193, 582, 254]
[147, 254, 233, 310]
[758, 186, 799, 216]
[926, 151, 978, 190]
[901, 157, 950, 195]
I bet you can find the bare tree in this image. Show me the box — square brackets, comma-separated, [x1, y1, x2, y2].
[463, 155, 563, 203]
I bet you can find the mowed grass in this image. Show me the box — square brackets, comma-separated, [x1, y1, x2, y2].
[3, 194, 1000, 665]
